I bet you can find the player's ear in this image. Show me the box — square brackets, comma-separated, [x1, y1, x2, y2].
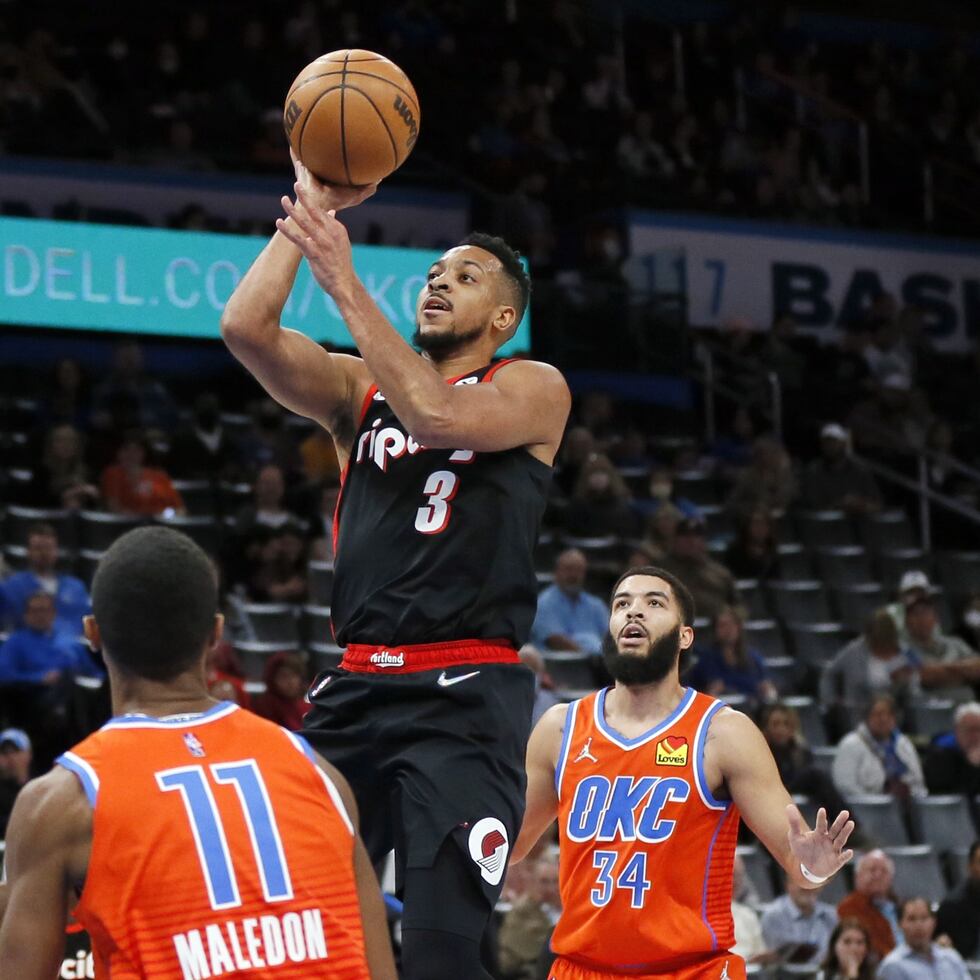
[211, 613, 225, 649]
[678, 625, 695, 652]
[492, 303, 517, 335]
[83, 615, 101, 651]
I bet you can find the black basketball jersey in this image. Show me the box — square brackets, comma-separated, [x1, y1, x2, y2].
[330, 360, 551, 648]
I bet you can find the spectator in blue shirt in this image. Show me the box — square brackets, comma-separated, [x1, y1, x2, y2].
[761, 877, 838, 965]
[685, 605, 777, 703]
[2, 523, 91, 640]
[878, 897, 971, 980]
[530, 549, 609, 656]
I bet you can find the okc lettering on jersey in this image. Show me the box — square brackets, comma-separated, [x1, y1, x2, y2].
[173, 907, 326, 979]
[566, 774, 690, 844]
[355, 418, 476, 473]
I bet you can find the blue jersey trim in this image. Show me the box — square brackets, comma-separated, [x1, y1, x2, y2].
[100, 701, 238, 730]
[56, 752, 99, 806]
[699, 809, 729, 952]
[554, 701, 579, 799]
[283, 730, 317, 764]
[594, 686, 696, 749]
[694, 700, 730, 811]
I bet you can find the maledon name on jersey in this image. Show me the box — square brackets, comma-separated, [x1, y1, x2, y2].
[552, 688, 741, 974]
[331, 360, 551, 648]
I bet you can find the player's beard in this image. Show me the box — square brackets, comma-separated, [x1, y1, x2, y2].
[412, 321, 485, 358]
[604, 625, 681, 687]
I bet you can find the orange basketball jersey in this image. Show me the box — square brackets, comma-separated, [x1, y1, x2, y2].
[551, 688, 740, 975]
[56, 701, 370, 979]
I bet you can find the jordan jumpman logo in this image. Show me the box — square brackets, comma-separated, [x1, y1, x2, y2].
[574, 737, 598, 763]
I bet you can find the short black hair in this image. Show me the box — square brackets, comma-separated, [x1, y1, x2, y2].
[457, 232, 531, 325]
[610, 565, 696, 627]
[92, 527, 218, 681]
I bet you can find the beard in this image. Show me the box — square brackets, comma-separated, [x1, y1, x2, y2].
[412, 321, 485, 358]
[604, 624, 681, 687]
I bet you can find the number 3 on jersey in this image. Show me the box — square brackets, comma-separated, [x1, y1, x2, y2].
[415, 470, 459, 534]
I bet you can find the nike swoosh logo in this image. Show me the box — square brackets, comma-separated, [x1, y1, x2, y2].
[437, 670, 481, 688]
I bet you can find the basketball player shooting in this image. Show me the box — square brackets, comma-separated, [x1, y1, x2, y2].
[220, 158, 570, 980]
[514, 566, 854, 980]
[0, 528, 395, 980]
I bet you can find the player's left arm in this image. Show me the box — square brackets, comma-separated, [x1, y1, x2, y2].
[513, 703, 567, 863]
[0, 769, 90, 978]
[311, 754, 397, 980]
[709, 709, 854, 889]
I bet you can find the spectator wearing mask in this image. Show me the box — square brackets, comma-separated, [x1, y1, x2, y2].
[563, 453, 639, 538]
[250, 651, 308, 729]
[724, 508, 782, 581]
[530, 549, 609, 657]
[803, 424, 882, 515]
[817, 919, 876, 980]
[167, 393, 240, 481]
[761, 877, 838, 966]
[632, 467, 700, 522]
[925, 703, 980, 828]
[498, 851, 561, 980]
[819, 610, 920, 738]
[837, 850, 902, 959]
[904, 596, 980, 701]
[0, 728, 32, 837]
[935, 841, 980, 960]
[100, 432, 185, 516]
[685, 605, 777, 703]
[878, 897, 971, 980]
[2, 523, 90, 640]
[658, 517, 741, 620]
[28, 424, 100, 510]
[832, 695, 926, 802]
[727, 436, 797, 522]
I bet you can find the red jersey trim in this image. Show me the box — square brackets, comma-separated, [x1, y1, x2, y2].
[482, 357, 521, 382]
[341, 638, 519, 673]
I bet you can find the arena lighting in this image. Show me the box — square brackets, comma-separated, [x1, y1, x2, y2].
[0, 216, 531, 351]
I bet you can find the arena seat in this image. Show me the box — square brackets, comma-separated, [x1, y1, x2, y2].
[764, 657, 798, 695]
[795, 511, 855, 548]
[217, 480, 253, 515]
[307, 561, 334, 605]
[302, 604, 332, 644]
[874, 549, 932, 591]
[541, 651, 595, 691]
[847, 796, 909, 847]
[233, 640, 300, 681]
[768, 581, 833, 624]
[883, 845, 947, 904]
[786, 622, 851, 668]
[775, 543, 813, 580]
[935, 551, 980, 604]
[78, 511, 145, 551]
[76, 548, 105, 586]
[832, 583, 885, 632]
[735, 844, 775, 902]
[910, 796, 976, 852]
[154, 514, 220, 554]
[735, 579, 770, 619]
[947, 847, 973, 886]
[239, 603, 300, 645]
[859, 510, 917, 551]
[782, 696, 827, 748]
[810, 746, 837, 776]
[909, 699, 957, 740]
[309, 641, 344, 674]
[743, 620, 787, 660]
[673, 471, 722, 506]
[3, 505, 75, 548]
[170, 479, 216, 516]
[814, 546, 874, 587]
[3, 544, 74, 574]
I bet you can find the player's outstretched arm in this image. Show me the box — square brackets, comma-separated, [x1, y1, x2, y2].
[710, 709, 854, 889]
[0, 770, 89, 979]
[312, 755, 397, 980]
[513, 704, 567, 864]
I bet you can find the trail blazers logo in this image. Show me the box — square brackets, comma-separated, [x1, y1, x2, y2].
[655, 735, 688, 767]
[468, 817, 509, 886]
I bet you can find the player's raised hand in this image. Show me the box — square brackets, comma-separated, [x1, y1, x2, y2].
[290, 150, 378, 212]
[786, 804, 854, 882]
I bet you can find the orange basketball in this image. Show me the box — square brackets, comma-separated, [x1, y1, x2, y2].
[283, 49, 420, 186]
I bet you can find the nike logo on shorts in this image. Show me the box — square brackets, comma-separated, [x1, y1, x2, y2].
[437, 670, 481, 688]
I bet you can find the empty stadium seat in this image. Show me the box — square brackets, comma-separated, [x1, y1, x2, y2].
[814, 546, 875, 587]
[786, 623, 851, 667]
[541, 651, 596, 691]
[3, 505, 75, 548]
[743, 620, 787, 660]
[911, 796, 976, 852]
[860, 510, 917, 551]
[78, 511, 144, 551]
[3, 544, 73, 574]
[764, 657, 799, 695]
[673, 471, 722, 506]
[154, 514, 220, 553]
[775, 543, 813, 579]
[883, 845, 947, 904]
[811, 746, 837, 776]
[782, 696, 827, 748]
[239, 603, 300, 645]
[833, 583, 885, 632]
[735, 844, 775, 902]
[875, 549, 932, 592]
[735, 579, 770, 618]
[217, 480, 253, 514]
[309, 641, 344, 675]
[561, 536, 622, 564]
[847, 796, 909, 847]
[233, 640, 300, 681]
[795, 511, 855, 548]
[536, 571, 555, 589]
[935, 551, 980, 603]
[909, 699, 957, 740]
[303, 604, 332, 644]
[700, 505, 733, 542]
[308, 561, 334, 605]
[768, 581, 833, 624]
[948, 847, 972, 886]
[171, 479, 216, 516]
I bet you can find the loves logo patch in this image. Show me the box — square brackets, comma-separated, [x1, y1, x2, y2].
[467, 817, 509, 886]
[655, 735, 688, 766]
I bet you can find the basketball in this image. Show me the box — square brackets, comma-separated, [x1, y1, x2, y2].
[283, 49, 421, 187]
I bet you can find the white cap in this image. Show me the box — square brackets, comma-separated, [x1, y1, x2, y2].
[899, 570, 930, 593]
[882, 373, 911, 392]
[820, 423, 848, 441]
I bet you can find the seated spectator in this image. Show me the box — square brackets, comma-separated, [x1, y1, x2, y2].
[761, 877, 838, 966]
[925, 703, 980, 828]
[2, 523, 90, 640]
[832, 694, 926, 802]
[904, 596, 980, 701]
[803, 424, 882, 515]
[100, 432, 185, 516]
[309, 482, 340, 562]
[41, 357, 90, 430]
[685, 605, 777, 703]
[935, 840, 980, 960]
[28, 424, 100, 510]
[817, 918, 876, 980]
[731, 854, 769, 961]
[658, 518, 741, 620]
[819, 610, 920, 738]
[167, 393, 240, 481]
[530, 549, 609, 657]
[885, 570, 936, 644]
[518, 644, 560, 725]
[632, 466, 701, 522]
[848, 374, 931, 458]
[759, 703, 853, 831]
[878, 897, 972, 980]
[551, 426, 597, 498]
[563, 453, 639, 538]
[727, 436, 797, 521]
[247, 526, 308, 604]
[837, 850, 902, 960]
[234, 463, 298, 534]
[497, 850, 561, 980]
[724, 508, 782, 581]
[250, 652, 308, 729]
[0, 728, 32, 837]
[642, 504, 682, 562]
[237, 398, 302, 476]
[91, 341, 178, 434]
